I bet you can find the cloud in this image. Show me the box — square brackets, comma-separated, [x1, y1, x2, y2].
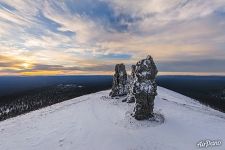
[107, 0, 225, 21]
[0, 63, 115, 76]
[0, 0, 225, 75]
[158, 59, 225, 72]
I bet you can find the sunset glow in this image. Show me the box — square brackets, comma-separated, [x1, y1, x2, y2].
[0, 0, 225, 75]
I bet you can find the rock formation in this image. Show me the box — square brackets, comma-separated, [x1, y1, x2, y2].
[132, 55, 158, 120]
[126, 65, 136, 103]
[109, 63, 128, 97]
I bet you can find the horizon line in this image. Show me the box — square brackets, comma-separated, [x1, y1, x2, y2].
[1, 72, 225, 77]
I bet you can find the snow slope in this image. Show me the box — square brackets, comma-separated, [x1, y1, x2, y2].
[0, 87, 225, 150]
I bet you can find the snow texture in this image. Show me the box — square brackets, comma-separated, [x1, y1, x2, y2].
[0, 87, 225, 150]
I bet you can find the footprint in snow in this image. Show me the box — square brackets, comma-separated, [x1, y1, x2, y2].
[58, 138, 64, 147]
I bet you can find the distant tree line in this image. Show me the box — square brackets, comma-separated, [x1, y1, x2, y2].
[0, 82, 112, 121]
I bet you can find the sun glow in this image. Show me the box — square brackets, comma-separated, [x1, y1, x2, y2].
[21, 70, 63, 76]
[21, 63, 31, 69]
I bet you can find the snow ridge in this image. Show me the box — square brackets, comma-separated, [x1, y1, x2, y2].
[0, 87, 225, 150]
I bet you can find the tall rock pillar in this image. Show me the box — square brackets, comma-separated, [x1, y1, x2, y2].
[126, 65, 136, 103]
[132, 55, 158, 120]
[109, 63, 128, 97]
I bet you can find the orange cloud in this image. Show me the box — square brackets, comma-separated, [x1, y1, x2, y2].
[21, 70, 64, 76]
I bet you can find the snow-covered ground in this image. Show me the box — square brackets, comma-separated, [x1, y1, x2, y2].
[0, 87, 225, 150]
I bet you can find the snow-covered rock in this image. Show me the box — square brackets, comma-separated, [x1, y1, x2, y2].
[110, 63, 128, 97]
[132, 55, 158, 120]
[0, 87, 225, 150]
[126, 65, 136, 103]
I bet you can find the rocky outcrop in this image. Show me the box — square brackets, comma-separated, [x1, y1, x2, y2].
[132, 55, 158, 120]
[109, 63, 128, 97]
[126, 65, 136, 103]
[109, 55, 158, 120]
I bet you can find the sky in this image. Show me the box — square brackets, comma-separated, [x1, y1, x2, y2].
[0, 0, 225, 76]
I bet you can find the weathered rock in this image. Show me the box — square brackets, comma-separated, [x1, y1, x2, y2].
[109, 63, 128, 97]
[132, 55, 158, 120]
[131, 65, 136, 79]
[126, 65, 136, 103]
